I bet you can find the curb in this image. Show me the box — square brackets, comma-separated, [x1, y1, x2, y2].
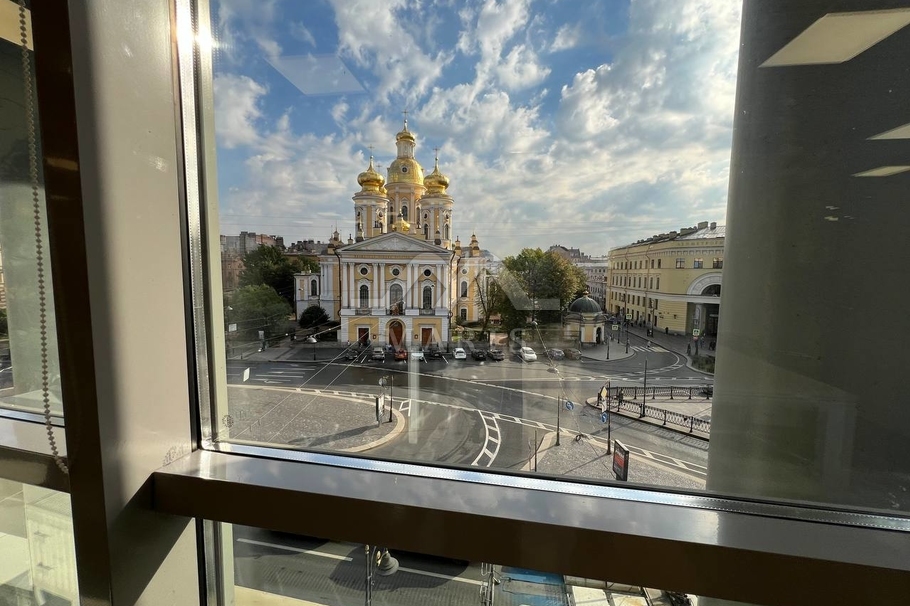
[625, 330, 715, 377]
[343, 406, 406, 453]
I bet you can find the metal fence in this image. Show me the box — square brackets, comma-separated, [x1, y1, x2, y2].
[605, 386, 711, 435]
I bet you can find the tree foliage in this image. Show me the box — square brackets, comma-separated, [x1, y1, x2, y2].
[298, 305, 329, 329]
[239, 245, 319, 306]
[473, 269, 503, 335]
[492, 248, 587, 332]
[226, 285, 291, 341]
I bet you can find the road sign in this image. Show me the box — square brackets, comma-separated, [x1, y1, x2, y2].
[258, 330, 265, 340]
[693, 329, 701, 337]
[228, 323, 237, 332]
[611, 324, 619, 331]
[601, 411, 608, 423]
[565, 400, 575, 411]
[625, 314, 632, 320]
[612, 440, 630, 481]
[599, 385, 608, 399]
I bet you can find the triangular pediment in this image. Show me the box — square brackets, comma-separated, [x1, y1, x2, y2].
[338, 233, 447, 254]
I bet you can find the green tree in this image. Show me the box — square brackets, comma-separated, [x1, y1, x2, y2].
[494, 248, 587, 332]
[239, 246, 319, 306]
[473, 269, 503, 335]
[298, 305, 329, 329]
[226, 285, 291, 341]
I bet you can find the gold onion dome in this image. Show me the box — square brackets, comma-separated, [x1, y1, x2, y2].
[424, 156, 449, 194]
[396, 119, 415, 143]
[357, 156, 385, 191]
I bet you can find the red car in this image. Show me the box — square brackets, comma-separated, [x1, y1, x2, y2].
[394, 349, 408, 361]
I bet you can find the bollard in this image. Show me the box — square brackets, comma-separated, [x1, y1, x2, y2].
[662, 410, 667, 426]
[689, 416, 694, 433]
[669, 387, 674, 400]
[688, 387, 692, 400]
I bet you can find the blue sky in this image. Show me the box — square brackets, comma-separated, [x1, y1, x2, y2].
[211, 0, 741, 256]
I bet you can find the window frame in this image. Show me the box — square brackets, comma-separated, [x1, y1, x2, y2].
[1, 2, 906, 606]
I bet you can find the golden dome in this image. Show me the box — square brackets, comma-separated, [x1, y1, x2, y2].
[424, 155, 449, 194]
[357, 156, 384, 192]
[388, 157, 424, 184]
[396, 119, 415, 143]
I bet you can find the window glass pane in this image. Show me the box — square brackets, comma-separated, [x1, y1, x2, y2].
[0, 479, 78, 605]
[221, 524, 713, 606]
[196, 0, 910, 513]
[0, 3, 64, 420]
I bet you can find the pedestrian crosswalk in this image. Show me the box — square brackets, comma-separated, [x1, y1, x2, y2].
[630, 344, 668, 353]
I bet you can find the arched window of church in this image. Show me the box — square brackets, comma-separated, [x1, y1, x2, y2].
[390, 283, 403, 305]
[444, 225, 450, 240]
[311, 279, 318, 297]
[401, 205, 408, 220]
[359, 284, 369, 308]
[460, 281, 468, 298]
[422, 285, 433, 309]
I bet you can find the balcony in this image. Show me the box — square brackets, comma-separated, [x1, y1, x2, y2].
[355, 308, 371, 316]
[419, 308, 435, 315]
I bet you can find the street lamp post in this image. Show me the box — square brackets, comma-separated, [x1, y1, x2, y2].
[306, 336, 317, 361]
[364, 545, 399, 606]
[379, 375, 393, 423]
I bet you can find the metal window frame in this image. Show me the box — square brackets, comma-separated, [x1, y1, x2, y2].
[1, 1, 907, 606]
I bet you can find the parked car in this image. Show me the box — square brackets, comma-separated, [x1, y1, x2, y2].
[453, 347, 467, 360]
[564, 348, 582, 360]
[519, 347, 537, 362]
[487, 349, 505, 361]
[343, 349, 359, 361]
[394, 349, 408, 361]
[371, 347, 386, 361]
[425, 347, 443, 360]
[546, 348, 565, 361]
[410, 349, 425, 361]
[471, 349, 486, 360]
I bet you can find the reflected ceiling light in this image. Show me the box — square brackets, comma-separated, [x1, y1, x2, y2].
[852, 166, 910, 177]
[268, 54, 366, 96]
[869, 122, 910, 140]
[760, 9, 910, 67]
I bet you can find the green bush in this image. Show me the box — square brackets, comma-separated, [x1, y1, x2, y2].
[692, 354, 715, 374]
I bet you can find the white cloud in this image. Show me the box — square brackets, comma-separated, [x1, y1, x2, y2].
[551, 23, 581, 51]
[216, 0, 282, 61]
[290, 22, 316, 47]
[494, 44, 550, 90]
[213, 74, 267, 148]
[328, 0, 453, 104]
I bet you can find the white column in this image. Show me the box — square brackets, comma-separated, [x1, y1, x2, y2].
[373, 263, 379, 309]
[379, 264, 385, 309]
[341, 262, 348, 307]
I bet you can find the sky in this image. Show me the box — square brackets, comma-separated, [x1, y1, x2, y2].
[211, 0, 742, 258]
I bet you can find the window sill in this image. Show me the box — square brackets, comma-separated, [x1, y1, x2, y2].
[153, 448, 910, 605]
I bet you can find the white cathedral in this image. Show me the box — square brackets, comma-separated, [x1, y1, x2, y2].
[294, 119, 487, 348]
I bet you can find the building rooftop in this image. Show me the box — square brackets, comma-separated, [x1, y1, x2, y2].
[610, 221, 724, 251]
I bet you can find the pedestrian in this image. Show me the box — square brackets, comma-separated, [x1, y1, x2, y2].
[618, 389, 624, 404]
[686, 343, 692, 356]
[665, 326, 669, 335]
[647, 340, 651, 349]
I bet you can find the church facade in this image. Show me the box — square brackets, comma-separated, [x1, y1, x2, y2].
[295, 120, 486, 348]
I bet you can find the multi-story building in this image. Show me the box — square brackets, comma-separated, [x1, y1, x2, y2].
[294, 119, 486, 347]
[220, 231, 284, 254]
[607, 221, 723, 336]
[575, 256, 610, 309]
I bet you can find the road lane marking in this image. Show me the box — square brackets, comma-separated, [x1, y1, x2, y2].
[397, 566, 483, 586]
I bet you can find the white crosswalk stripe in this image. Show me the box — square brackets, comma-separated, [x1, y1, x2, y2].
[630, 345, 668, 353]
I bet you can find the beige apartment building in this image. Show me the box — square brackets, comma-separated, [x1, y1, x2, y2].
[607, 221, 723, 336]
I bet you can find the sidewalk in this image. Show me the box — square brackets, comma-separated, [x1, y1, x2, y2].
[226, 385, 403, 453]
[625, 325, 715, 358]
[579, 338, 635, 362]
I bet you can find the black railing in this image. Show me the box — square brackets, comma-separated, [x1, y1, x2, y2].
[605, 386, 711, 435]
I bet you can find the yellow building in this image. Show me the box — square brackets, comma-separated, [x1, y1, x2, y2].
[295, 119, 486, 348]
[606, 221, 723, 337]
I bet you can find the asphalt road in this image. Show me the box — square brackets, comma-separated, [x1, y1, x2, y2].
[225, 346, 710, 480]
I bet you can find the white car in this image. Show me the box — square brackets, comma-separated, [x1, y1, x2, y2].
[410, 349, 425, 361]
[453, 347, 467, 360]
[519, 347, 537, 362]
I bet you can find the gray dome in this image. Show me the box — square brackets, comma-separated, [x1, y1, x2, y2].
[568, 295, 600, 314]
